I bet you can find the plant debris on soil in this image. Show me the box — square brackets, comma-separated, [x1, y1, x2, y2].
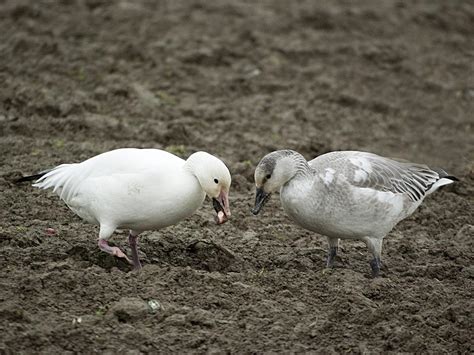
[1, 0, 473, 353]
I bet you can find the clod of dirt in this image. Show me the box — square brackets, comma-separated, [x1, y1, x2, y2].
[233, 161, 255, 183]
[131, 82, 161, 110]
[106, 297, 150, 323]
[9, 232, 42, 248]
[72, 315, 101, 326]
[231, 173, 252, 191]
[163, 313, 186, 326]
[185, 308, 216, 328]
[67, 246, 133, 272]
[454, 224, 473, 243]
[83, 114, 122, 131]
[186, 239, 240, 272]
[462, 265, 474, 278]
[364, 277, 394, 300]
[0, 304, 32, 323]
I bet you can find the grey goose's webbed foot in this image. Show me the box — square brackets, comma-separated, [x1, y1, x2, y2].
[326, 246, 338, 268]
[326, 237, 339, 268]
[370, 257, 381, 277]
[128, 233, 142, 271]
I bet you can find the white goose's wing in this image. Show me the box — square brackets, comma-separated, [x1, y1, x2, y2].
[33, 148, 184, 203]
[345, 152, 452, 202]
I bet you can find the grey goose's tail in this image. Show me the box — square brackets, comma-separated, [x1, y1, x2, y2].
[432, 167, 459, 182]
[424, 168, 459, 195]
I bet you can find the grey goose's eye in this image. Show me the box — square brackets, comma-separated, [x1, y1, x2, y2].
[266, 174, 271, 179]
[214, 178, 219, 184]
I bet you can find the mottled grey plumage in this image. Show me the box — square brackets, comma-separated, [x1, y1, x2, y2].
[253, 150, 457, 276]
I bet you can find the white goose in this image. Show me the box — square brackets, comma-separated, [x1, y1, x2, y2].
[252, 150, 457, 276]
[18, 148, 232, 270]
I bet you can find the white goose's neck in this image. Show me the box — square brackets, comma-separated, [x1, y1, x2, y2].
[183, 159, 196, 175]
[183, 158, 202, 187]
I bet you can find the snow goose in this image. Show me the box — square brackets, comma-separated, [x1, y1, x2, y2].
[251, 150, 457, 276]
[17, 148, 232, 270]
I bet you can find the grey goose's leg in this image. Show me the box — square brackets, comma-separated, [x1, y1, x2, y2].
[369, 257, 381, 277]
[363, 237, 383, 277]
[326, 237, 339, 268]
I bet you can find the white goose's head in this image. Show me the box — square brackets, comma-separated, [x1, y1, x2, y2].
[186, 151, 231, 224]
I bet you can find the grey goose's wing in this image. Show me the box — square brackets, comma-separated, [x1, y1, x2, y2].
[346, 153, 444, 202]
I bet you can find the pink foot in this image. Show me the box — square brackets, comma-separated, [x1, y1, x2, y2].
[98, 239, 132, 264]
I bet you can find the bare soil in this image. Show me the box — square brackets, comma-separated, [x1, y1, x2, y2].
[1, 0, 473, 353]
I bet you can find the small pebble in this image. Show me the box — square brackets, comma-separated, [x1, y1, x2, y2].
[147, 300, 163, 313]
[45, 228, 56, 236]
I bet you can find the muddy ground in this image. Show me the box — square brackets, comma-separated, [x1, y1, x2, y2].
[1, 0, 473, 353]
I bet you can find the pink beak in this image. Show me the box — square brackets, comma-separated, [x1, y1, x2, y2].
[213, 189, 231, 224]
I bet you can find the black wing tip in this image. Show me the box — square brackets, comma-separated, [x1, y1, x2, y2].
[15, 172, 46, 184]
[433, 168, 459, 182]
[444, 175, 459, 182]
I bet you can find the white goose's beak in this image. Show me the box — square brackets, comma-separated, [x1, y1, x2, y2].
[212, 189, 230, 224]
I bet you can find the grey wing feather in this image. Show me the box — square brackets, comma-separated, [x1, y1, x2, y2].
[349, 154, 439, 202]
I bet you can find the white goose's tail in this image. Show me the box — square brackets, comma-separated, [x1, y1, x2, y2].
[15, 169, 53, 183]
[17, 164, 81, 202]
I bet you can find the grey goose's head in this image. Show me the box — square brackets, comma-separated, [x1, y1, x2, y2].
[252, 150, 306, 215]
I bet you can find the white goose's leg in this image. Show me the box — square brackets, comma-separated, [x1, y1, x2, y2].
[128, 231, 142, 271]
[363, 236, 383, 277]
[97, 224, 132, 264]
[326, 237, 339, 268]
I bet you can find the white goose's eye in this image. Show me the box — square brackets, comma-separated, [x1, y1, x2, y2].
[214, 178, 219, 184]
[266, 174, 271, 179]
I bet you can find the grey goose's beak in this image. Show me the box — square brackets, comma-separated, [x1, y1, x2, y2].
[251, 187, 271, 215]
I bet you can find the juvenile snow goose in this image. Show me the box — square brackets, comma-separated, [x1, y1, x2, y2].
[17, 148, 232, 270]
[252, 150, 457, 276]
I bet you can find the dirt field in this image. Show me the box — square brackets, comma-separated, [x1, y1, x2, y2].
[1, 0, 473, 353]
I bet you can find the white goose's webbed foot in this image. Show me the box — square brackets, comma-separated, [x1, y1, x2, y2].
[128, 233, 142, 271]
[98, 239, 132, 265]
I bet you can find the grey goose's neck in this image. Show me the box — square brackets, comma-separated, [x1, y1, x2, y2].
[279, 150, 313, 180]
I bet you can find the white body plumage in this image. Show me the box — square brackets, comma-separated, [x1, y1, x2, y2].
[34, 149, 206, 236]
[26, 148, 232, 269]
